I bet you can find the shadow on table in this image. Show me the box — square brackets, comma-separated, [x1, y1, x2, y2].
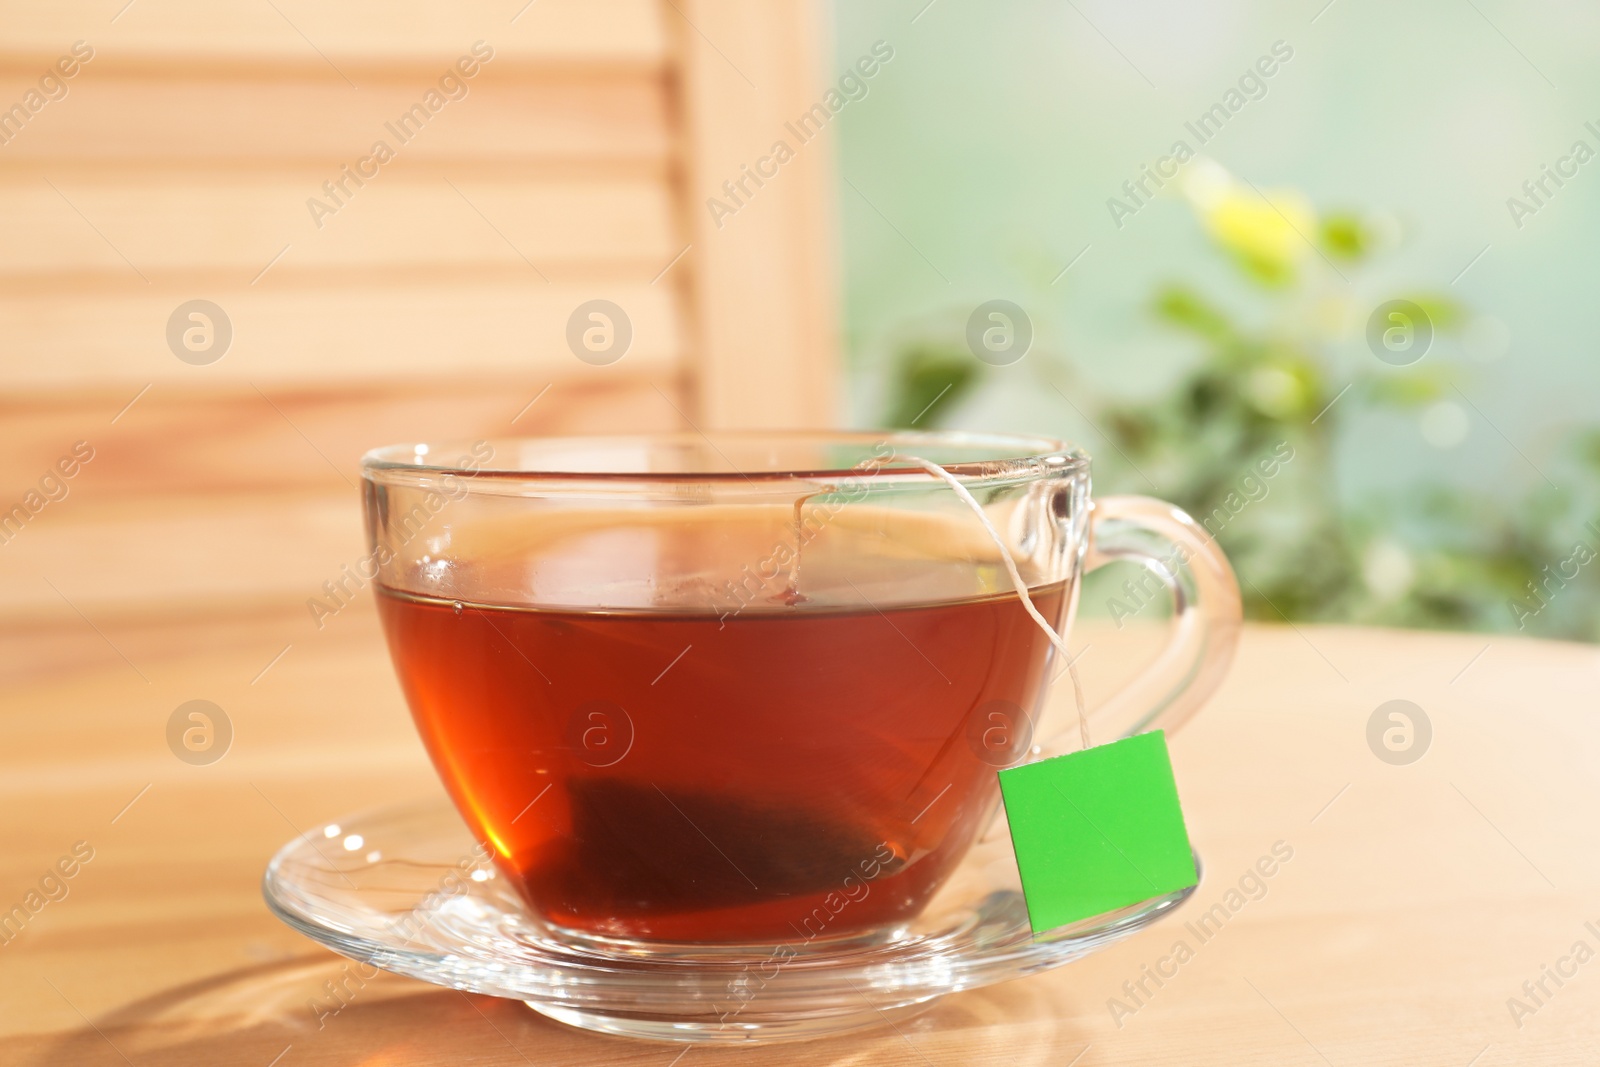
[32, 951, 1087, 1065]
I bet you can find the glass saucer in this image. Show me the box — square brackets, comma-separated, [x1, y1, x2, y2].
[262, 798, 1199, 1044]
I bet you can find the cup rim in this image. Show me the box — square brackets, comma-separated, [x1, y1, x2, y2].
[361, 430, 1089, 485]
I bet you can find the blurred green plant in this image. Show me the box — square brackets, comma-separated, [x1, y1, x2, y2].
[882, 342, 977, 429]
[881, 160, 1600, 640]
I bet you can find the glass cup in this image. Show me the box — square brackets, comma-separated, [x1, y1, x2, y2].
[360, 431, 1240, 950]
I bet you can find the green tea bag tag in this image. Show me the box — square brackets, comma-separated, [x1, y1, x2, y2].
[898, 457, 1198, 933]
[998, 730, 1198, 934]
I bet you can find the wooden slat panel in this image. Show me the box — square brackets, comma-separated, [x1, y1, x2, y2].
[0, 0, 666, 65]
[0, 68, 670, 167]
[0, 175, 677, 275]
[0, 280, 683, 389]
[0, 0, 824, 632]
[0, 376, 690, 621]
[4, 492, 365, 622]
[677, 0, 839, 429]
[0, 377, 687, 502]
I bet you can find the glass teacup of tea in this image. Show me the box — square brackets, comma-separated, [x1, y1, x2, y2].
[361, 431, 1240, 949]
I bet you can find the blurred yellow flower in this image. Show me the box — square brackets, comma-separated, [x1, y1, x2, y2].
[1180, 157, 1316, 281]
[1245, 366, 1304, 417]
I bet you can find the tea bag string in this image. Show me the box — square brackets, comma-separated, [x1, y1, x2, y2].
[903, 456, 1092, 752]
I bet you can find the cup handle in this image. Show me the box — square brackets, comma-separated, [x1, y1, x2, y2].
[1074, 495, 1243, 739]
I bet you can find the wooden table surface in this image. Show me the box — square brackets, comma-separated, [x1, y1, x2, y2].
[3, 604, 1596, 1066]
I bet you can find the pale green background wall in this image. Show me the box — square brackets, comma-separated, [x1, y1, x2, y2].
[830, 0, 1598, 504]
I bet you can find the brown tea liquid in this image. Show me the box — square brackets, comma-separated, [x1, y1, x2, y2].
[378, 581, 1067, 945]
